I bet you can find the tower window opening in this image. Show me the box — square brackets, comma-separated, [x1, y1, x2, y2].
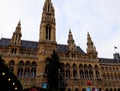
[46, 26, 51, 40]
[48, 5, 50, 12]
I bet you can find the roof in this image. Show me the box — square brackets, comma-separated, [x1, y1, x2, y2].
[0, 38, 10, 47]
[0, 38, 85, 54]
[0, 38, 38, 49]
[57, 44, 85, 54]
[99, 58, 119, 64]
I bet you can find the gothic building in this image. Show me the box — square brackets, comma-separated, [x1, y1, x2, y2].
[0, 0, 120, 91]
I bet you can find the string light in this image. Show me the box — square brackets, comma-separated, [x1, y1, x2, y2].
[15, 87, 17, 90]
[8, 78, 11, 81]
[2, 72, 5, 76]
[13, 82, 15, 85]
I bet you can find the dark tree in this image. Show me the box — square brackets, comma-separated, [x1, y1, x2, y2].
[45, 50, 66, 91]
[0, 55, 23, 91]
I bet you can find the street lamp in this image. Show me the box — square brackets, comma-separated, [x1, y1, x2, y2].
[58, 68, 61, 91]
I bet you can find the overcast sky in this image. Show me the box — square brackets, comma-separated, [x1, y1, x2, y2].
[0, 0, 120, 58]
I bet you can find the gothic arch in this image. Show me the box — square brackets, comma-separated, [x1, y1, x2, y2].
[66, 63, 70, 68]
[88, 64, 92, 69]
[79, 64, 83, 69]
[25, 61, 30, 66]
[18, 60, 24, 66]
[31, 61, 37, 67]
[95, 65, 99, 69]
[84, 64, 87, 69]
[9, 60, 15, 65]
[17, 67, 23, 78]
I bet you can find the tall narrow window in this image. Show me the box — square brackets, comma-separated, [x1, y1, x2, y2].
[46, 26, 51, 40]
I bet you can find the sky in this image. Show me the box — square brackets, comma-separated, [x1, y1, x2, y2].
[0, 0, 120, 58]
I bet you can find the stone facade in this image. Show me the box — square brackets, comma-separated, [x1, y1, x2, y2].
[0, 0, 120, 91]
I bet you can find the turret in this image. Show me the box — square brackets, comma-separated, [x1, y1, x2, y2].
[86, 32, 97, 59]
[67, 29, 76, 51]
[10, 21, 22, 46]
[39, 0, 56, 43]
[9, 21, 22, 54]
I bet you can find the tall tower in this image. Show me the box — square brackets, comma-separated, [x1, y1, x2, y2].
[9, 21, 22, 55]
[39, 0, 56, 42]
[86, 32, 98, 59]
[37, 0, 56, 86]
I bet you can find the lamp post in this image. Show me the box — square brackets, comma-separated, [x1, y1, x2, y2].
[58, 68, 61, 91]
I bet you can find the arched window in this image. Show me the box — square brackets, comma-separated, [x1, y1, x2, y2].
[106, 88, 109, 91]
[88, 64, 92, 69]
[118, 88, 120, 91]
[31, 68, 36, 78]
[82, 88, 86, 91]
[31, 61, 37, 67]
[66, 69, 70, 78]
[89, 70, 93, 79]
[95, 65, 99, 69]
[25, 61, 30, 66]
[73, 69, 77, 79]
[9, 66, 14, 72]
[68, 88, 71, 91]
[60, 68, 65, 78]
[84, 64, 87, 69]
[80, 69, 84, 79]
[75, 88, 79, 91]
[66, 63, 70, 78]
[110, 88, 112, 91]
[8, 60, 15, 72]
[9, 60, 15, 65]
[114, 88, 116, 91]
[18, 60, 24, 66]
[79, 64, 83, 69]
[46, 25, 51, 40]
[96, 70, 100, 79]
[85, 70, 89, 78]
[17, 67, 23, 78]
[73, 64, 77, 79]
[24, 67, 30, 78]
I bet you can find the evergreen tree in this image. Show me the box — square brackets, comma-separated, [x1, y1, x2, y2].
[0, 55, 23, 91]
[45, 50, 66, 91]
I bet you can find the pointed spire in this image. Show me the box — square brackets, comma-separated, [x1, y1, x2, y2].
[68, 29, 74, 42]
[43, 0, 54, 14]
[67, 29, 76, 51]
[39, 0, 56, 42]
[15, 21, 21, 34]
[10, 21, 22, 46]
[86, 32, 97, 54]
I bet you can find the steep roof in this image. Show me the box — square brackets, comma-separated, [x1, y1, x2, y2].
[0, 38, 85, 53]
[0, 38, 38, 49]
[99, 58, 119, 64]
[57, 44, 85, 54]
